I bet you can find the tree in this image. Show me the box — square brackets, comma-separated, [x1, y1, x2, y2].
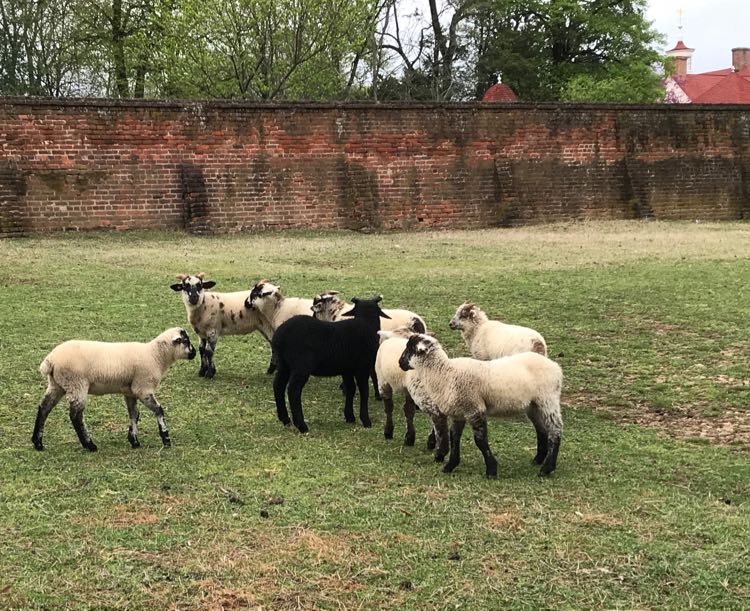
[469, 0, 665, 102]
[155, 0, 382, 100]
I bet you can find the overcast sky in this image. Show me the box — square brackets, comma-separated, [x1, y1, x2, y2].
[646, 0, 750, 72]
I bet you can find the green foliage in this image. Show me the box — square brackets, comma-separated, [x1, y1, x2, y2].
[0, 222, 749, 608]
[470, 0, 665, 101]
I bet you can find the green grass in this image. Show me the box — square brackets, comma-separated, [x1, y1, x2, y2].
[0, 221, 748, 610]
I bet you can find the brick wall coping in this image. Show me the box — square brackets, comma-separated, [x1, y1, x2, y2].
[2, 95, 750, 113]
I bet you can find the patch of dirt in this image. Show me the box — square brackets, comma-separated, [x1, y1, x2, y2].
[111, 504, 160, 526]
[487, 512, 521, 531]
[570, 393, 750, 446]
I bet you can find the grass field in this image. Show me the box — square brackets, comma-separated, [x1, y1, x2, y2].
[0, 221, 748, 610]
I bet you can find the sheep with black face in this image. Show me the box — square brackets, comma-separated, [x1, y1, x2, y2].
[32, 327, 196, 451]
[271, 296, 391, 433]
[171, 273, 269, 378]
[399, 333, 563, 478]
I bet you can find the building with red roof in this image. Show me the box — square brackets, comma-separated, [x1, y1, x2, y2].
[481, 82, 519, 103]
[664, 43, 750, 104]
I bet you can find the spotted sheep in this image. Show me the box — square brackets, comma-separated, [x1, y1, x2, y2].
[449, 302, 547, 360]
[244, 280, 316, 373]
[171, 273, 269, 378]
[375, 323, 428, 447]
[399, 333, 563, 478]
[271, 296, 391, 433]
[32, 327, 196, 452]
[311, 291, 427, 335]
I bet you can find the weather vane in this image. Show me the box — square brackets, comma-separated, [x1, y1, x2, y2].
[677, 8, 684, 34]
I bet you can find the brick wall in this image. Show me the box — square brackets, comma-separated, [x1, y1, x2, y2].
[1, 98, 748, 237]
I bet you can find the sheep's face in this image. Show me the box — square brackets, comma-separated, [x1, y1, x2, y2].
[170, 328, 197, 360]
[341, 296, 391, 328]
[245, 280, 279, 310]
[170, 274, 216, 307]
[399, 334, 438, 371]
[311, 292, 340, 320]
[449, 302, 479, 330]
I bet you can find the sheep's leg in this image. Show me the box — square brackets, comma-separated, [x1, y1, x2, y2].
[204, 336, 218, 379]
[426, 426, 437, 450]
[273, 365, 292, 426]
[539, 411, 563, 477]
[198, 337, 209, 377]
[31, 386, 65, 451]
[370, 368, 381, 401]
[69, 398, 97, 452]
[469, 414, 497, 479]
[267, 349, 278, 375]
[431, 414, 449, 462]
[443, 419, 466, 474]
[341, 375, 356, 423]
[381, 384, 395, 440]
[355, 372, 372, 428]
[140, 394, 171, 447]
[403, 394, 417, 447]
[125, 396, 141, 448]
[287, 372, 310, 434]
[526, 404, 548, 465]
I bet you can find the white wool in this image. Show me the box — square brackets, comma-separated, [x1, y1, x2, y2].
[313, 292, 427, 333]
[40, 327, 190, 399]
[449, 303, 547, 359]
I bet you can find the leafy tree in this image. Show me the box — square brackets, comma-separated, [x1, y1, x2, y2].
[470, 0, 665, 101]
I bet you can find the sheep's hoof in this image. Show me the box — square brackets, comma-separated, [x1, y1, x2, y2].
[361, 419, 372, 428]
[443, 462, 458, 474]
[32, 440, 44, 451]
[296, 424, 309, 434]
[84, 441, 98, 452]
[374, 392, 382, 401]
[198, 368, 206, 377]
[485, 472, 498, 480]
[344, 416, 356, 424]
[531, 456, 545, 465]
[204, 368, 216, 379]
[434, 453, 446, 463]
[403, 433, 416, 447]
[538, 469, 554, 477]
[384, 430, 394, 440]
[128, 435, 141, 449]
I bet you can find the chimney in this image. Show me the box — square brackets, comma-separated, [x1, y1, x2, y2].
[732, 48, 750, 71]
[666, 40, 694, 78]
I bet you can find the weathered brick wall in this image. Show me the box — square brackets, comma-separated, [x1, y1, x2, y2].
[1, 98, 748, 237]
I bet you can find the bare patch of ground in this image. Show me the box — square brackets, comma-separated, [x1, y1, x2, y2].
[570, 393, 750, 446]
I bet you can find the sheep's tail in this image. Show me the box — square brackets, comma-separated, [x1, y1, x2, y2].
[39, 357, 53, 377]
[531, 338, 547, 356]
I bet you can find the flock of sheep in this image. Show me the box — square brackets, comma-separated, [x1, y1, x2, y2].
[32, 273, 564, 478]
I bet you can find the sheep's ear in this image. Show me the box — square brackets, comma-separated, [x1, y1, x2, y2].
[373, 295, 383, 303]
[341, 306, 356, 317]
[170, 283, 184, 292]
[202, 281, 216, 289]
[378, 308, 392, 320]
[351, 297, 360, 304]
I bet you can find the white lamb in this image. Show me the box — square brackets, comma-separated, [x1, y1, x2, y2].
[171, 273, 269, 378]
[375, 326, 423, 446]
[31, 327, 196, 452]
[399, 333, 563, 478]
[449, 302, 547, 359]
[311, 291, 427, 334]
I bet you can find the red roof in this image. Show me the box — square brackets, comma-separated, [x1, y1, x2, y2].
[667, 40, 694, 53]
[482, 83, 519, 102]
[676, 70, 750, 103]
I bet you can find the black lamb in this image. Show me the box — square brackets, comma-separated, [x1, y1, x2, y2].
[271, 295, 391, 433]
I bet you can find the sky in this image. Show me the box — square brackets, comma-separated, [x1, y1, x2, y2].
[646, 0, 750, 72]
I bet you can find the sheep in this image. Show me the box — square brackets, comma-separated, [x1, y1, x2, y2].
[311, 291, 427, 334]
[31, 327, 196, 452]
[170, 273, 269, 378]
[399, 333, 563, 478]
[448, 302, 547, 360]
[244, 279, 314, 373]
[271, 296, 391, 433]
[375, 324, 428, 447]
